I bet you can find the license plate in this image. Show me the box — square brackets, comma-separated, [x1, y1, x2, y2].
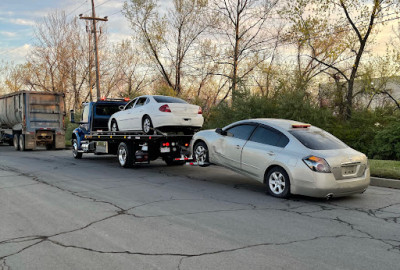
[160, 147, 170, 153]
[342, 166, 356, 175]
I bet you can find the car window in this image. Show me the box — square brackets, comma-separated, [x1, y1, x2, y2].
[95, 104, 122, 116]
[134, 97, 147, 108]
[289, 129, 347, 150]
[225, 124, 256, 140]
[249, 126, 289, 148]
[153, 96, 187, 104]
[125, 99, 137, 110]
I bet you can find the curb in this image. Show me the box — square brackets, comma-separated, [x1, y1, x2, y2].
[370, 177, 400, 189]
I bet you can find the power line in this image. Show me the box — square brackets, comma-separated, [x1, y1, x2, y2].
[66, 0, 88, 18]
[80, 0, 115, 15]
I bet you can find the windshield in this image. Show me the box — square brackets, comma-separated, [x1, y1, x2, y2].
[153, 96, 187, 104]
[289, 129, 347, 150]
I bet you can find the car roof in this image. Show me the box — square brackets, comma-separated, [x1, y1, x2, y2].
[238, 118, 310, 131]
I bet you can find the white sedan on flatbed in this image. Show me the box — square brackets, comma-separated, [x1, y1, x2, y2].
[191, 118, 370, 199]
[108, 95, 204, 134]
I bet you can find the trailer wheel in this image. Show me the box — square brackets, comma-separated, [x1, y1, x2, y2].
[118, 142, 133, 168]
[72, 139, 82, 159]
[19, 134, 26, 151]
[13, 134, 20, 151]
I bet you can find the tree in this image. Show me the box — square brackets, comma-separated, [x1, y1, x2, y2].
[208, 0, 278, 101]
[123, 0, 208, 95]
[305, 0, 399, 119]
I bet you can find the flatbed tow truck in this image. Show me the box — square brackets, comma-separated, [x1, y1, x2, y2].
[70, 99, 194, 168]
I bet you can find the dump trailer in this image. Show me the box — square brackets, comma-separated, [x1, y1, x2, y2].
[0, 91, 66, 150]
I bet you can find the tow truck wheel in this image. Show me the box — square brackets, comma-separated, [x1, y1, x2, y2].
[19, 134, 26, 151]
[72, 139, 82, 159]
[13, 134, 20, 151]
[118, 142, 133, 168]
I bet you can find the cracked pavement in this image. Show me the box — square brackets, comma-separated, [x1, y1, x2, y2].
[0, 146, 399, 269]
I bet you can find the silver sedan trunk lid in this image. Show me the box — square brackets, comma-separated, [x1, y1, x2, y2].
[311, 148, 368, 180]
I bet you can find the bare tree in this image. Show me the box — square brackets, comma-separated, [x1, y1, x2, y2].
[302, 0, 400, 119]
[123, 0, 208, 95]
[208, 0, 278, 101]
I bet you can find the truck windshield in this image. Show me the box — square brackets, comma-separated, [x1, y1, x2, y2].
[95, 105, 121, 116]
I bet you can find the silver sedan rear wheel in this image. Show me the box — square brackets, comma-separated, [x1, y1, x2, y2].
[266, 167, 290, 198]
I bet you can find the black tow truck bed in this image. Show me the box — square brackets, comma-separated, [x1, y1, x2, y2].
[78, 130, 194, 168]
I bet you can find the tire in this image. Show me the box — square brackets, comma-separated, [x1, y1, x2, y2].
[111, 120, 119, 132]
[13, 134, 20, 151]
[164, 157, 185, 166]
[19, 134, 26, 151]
[265, 167, 290, 198]
[193, 141, 209, 167]
[72, 139, 83, 159]
[142, 116, 154, 135]
[118, 142, 133, 168]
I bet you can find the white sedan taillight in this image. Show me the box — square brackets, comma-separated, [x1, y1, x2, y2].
[159, 104, 171, 112]
[198, 107, 203, 114]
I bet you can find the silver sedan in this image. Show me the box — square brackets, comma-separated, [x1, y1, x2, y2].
[191, 119, 370, 199]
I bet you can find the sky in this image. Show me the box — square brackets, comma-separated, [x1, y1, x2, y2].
[0, 0, 397, 65]
[0, 0, 137, 63]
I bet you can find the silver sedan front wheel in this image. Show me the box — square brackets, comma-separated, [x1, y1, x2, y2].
[194, 141, 209, 167]
[266, 167, 290, 198]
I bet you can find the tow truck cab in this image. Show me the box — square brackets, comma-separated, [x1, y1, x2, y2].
[71, 100, 128, 153]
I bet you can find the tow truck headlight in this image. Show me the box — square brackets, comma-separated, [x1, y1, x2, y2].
[303, 156, 331, 173]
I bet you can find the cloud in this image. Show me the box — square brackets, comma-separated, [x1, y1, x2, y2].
[10, 18, 35, 26]
[0, 44, 32, 64]
[0, 31, 17, 37]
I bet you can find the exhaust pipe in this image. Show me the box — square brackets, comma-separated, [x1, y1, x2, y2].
[326, 193, 334, 200]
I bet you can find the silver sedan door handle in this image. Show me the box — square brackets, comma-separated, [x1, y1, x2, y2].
[267, 151, 275, 156]
[236, 145, 241, 149]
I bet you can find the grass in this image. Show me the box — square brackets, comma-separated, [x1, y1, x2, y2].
[369, 159, 400, 180]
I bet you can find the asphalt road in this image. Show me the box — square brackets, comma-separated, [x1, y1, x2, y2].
[0, 146, 399, 270]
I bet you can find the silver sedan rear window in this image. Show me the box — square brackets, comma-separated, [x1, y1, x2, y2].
[289, 129, 347, 150]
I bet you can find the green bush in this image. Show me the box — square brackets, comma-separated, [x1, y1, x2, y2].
[204, 90, 400, 160]
[370, 122, 400, 160]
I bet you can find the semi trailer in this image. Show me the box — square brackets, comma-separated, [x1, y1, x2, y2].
[0, 91, 66, 150]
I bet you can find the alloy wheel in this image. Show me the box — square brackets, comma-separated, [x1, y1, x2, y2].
[269, 172, 286, 195]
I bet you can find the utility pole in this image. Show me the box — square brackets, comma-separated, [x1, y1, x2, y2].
[79, 0, 108, 101]
[85, 21, 93, 102]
